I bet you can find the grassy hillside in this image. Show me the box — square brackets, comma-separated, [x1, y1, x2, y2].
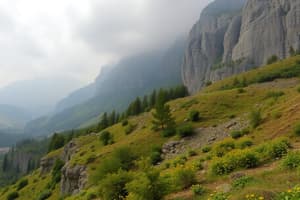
[2, 56, 300, 200]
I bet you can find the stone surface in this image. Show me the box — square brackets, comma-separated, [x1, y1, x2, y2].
[182, 0, 300, 94]
[61, 164, 87, 195]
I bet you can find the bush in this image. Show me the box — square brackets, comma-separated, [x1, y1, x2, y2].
[187, 150, 197, 157]
[125, 124, 136, 135]
[238, 138, 253, 149]
[122, 120, 129, 126]
[193, 160, 204, 170]
[211, 150, 259, 175]
[86, 192, 97, 200]
[265, 91, 284, 100]
[189, 110, 200, 122]
[126, 169, 167, 200]
[277, 185, 300, 200]
[232, 176, 254, 189]
[177, 124, 194, 138]
[95, 147, 136, 181]
[191, 184, 205, 196]
[161, 127, 176, 137]
[297, 87, 300, 93]
[250, 110, 262, 128]
[282, 152, 300, 169]
[174, 168, 196, 190]
[99, 131, 113, 145]
[230, 130, 243, 139]
[202, 146, 211, 153]
[17, 179, 28, 191]
[294, 123, 300, 136]
[267, 55, 279, 65]
[51, 159, 65, 187]
[213, 139, 235, 157]
[99, 170, 132, 200]
[6, 192, 19, 200]
[38, 190, 52, 200]
[266, 139, 289, 159]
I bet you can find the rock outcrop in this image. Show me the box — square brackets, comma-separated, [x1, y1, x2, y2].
[61, 164, 87, 195]
[182, 0, 300, 94]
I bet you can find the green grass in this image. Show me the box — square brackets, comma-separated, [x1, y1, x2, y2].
[2, 56, 300, 200]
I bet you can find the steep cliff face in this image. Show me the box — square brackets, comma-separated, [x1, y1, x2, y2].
[182, 0, 300, 94]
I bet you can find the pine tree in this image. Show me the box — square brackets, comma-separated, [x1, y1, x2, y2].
[109, 110, 116, 126]
[98, 112, 109, 131]
[142, 95, 149, 111]
[48, 133, 65, 152]
[2, 154, 8, 171]
[152, 96, 175, 130]
[149, 90, 157, 107]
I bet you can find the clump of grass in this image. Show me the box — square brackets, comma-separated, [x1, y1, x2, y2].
[250, 110, 263, 128]
[294, 122, 300, 136]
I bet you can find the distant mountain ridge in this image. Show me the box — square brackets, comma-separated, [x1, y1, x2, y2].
[25, 39, 186, 136]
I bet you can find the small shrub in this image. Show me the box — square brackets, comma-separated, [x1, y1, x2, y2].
[265, 91, 284, 100]
[150, 146, 162, 165]
[210, 192, 229, 200]
[38, 190, 52, 200]
[193, 160, 204, 170]
[211, 150, 259, 175]
[125, 124, 136, 135]
[161, 127, 176, 137]
[173, 156, 188, 167]
[189, 110, 200, 122]
[238, 138, 253, 149]
[202, 146, 211, 153]
[230, 130, 243, 139]
[6, 192, 19, 200]
[267, 55, 278, 65]
[250, 110, 262, 128]
[232, 176, 254, 189]
[187, 150, 197, 157]
[86, 192, 97, 200]
[17, 179, 28, 191]
[277, 185, 300, 200]
[86, 155, 97, 164]
[174, 168, 196, 190]
[213, 139, 235, 157]
[297, 87, 300, 93]
[191, 184, 205, 196]
[122, 120, 129, 126]
[237, 88, 246, 93]
[177, 124, 194, 138]
[294, 123, 300, 136]
[282, 152, 300, 169]
[99, 170, 132, 200]
[99, 131, 113, 146]
[266, 139, 289, 159]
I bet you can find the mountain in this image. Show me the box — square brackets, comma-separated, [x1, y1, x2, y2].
[3, 55, 300, 199]
[0, 77, 82, 117]
[182, 0, 300, 94]
[24, 39, 186, 136]
[0, 104, 31, 133]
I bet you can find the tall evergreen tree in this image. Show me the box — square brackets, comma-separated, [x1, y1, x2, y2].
[98, 112, 109, 131]
[149, 90, 157, 107]
[109, 110, 116, 126]
[142, 96, 149, 111]
[152, 95, 175, 130]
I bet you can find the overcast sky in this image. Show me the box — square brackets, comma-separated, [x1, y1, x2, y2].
[0, 0, 211, 89]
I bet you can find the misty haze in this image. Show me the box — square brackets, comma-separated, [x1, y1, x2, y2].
[0, 0, 300, 199]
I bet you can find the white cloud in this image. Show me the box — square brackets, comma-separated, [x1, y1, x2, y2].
[0, 0, 211, 88]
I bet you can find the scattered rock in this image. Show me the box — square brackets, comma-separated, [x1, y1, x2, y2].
[216, 183, 232, 193]
[231, 172, 246, 180]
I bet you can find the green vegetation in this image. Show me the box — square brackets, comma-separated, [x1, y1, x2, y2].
[48, 133, 65, 152]
[17, 179, 28, 191]
[282, 152, 300, 169]
[267, 55, 279, 65]
[176, 124, 194, 138]
[294, 122, 300, 136]
[250, 110, 262, 128]
[99, 131, 113, 145]
[174, 168, 196, 190]
[189, 110, 200, 122]
[3, 56, 300, 200]
[6, 191, 19, 200]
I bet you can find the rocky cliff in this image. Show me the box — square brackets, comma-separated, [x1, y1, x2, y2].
[182, 0, 300, 94]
